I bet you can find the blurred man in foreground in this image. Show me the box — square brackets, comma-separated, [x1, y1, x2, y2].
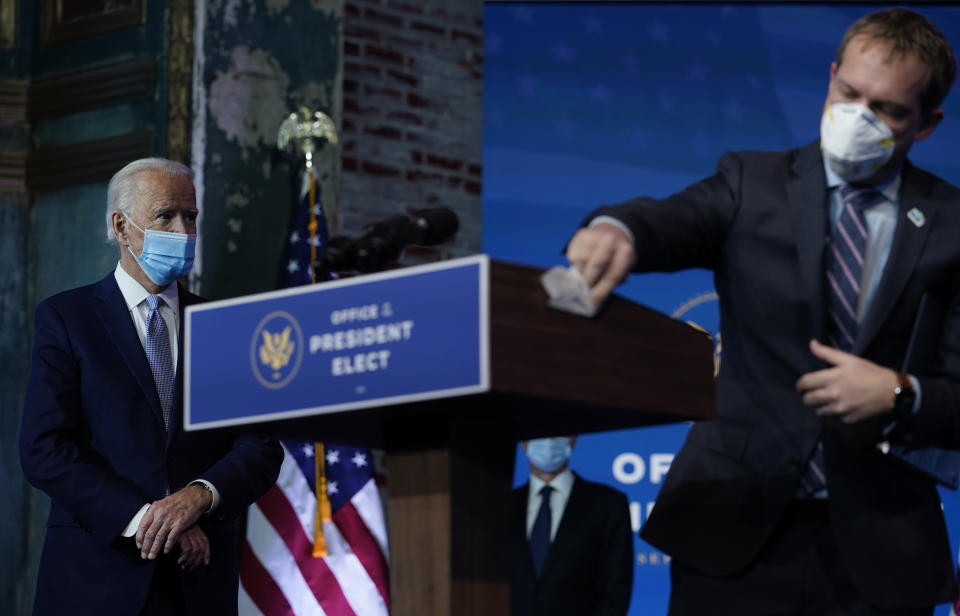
[567, 8, 960, 614]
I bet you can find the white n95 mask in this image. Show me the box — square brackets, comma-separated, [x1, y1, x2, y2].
[820, 102, 895, 182]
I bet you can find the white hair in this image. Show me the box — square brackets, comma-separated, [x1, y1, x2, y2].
[104, 157, 193, 243]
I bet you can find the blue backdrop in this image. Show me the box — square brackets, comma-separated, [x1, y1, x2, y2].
[482, 3, 960, 614]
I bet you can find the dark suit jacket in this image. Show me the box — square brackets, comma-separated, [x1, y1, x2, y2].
[587, 142, 960, 610]
[20, 272, 284, 616]
[511, 474, 633, 616]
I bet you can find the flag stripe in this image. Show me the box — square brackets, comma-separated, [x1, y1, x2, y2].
[352, 480, 390, 558]
[258, 486, 359, 616]
[334, 499, 391, 605]
[246, 505, 325, 616]
[276, 444, 319, 538]
[324, 552, 390, 615]
[240, 541, 295, 616]
[319, 517, 389, 615]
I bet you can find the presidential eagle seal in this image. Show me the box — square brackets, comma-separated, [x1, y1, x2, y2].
[672, 290, 721, 376]
[250, 311, 305, 389]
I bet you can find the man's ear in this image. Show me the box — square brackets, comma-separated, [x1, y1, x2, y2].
[916, 108, 944, 142]
[111, 210, 127, 244]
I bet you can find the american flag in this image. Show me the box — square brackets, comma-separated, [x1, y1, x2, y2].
[239, 169, 390, 614]
[239, 441, 390, 615]
[280, 168, 329, 288]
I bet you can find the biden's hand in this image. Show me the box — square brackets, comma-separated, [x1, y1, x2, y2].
[176, 525, 210, 571]
[136, 483, 212, 561]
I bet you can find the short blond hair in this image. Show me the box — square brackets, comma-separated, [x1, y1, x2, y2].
[836, 8, 957, 115]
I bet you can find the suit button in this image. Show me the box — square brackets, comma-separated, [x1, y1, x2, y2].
[788, 457, 804, 472]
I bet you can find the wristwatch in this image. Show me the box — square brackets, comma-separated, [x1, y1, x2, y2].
[891, 371, 916, 420]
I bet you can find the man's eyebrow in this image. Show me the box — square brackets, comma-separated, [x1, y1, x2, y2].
[834, 78, 858, 93]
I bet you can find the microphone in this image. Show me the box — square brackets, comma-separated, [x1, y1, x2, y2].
[316, 207, 459, 274]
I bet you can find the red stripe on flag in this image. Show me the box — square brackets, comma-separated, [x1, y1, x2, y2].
[259, 485, 358, 616]
[240, 540, 295, 616]
[333, 500, 391, 606]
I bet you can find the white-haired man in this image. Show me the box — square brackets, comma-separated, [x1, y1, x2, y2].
[20, 158, 283, 615]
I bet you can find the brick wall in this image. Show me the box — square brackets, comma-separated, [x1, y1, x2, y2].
[341, 0, 484, 266]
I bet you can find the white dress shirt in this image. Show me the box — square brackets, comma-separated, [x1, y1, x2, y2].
[114, 263, 219, 537]
[526, 468, 575, 542]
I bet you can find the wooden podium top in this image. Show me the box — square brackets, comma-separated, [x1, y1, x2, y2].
[489, 260, 714, 437]
[231, 259, 715, 446]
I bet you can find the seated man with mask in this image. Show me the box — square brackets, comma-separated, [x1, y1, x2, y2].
[511, 436, 634, 616]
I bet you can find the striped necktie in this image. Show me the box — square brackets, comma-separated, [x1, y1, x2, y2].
[799, 184, 881, 497]
[144, 294, 174, 431]
[826, 184, 881, 351]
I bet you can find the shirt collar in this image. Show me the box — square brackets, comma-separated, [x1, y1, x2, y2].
[114, 262, 180, 315]
[823, 160, 901, 203]
[528, 467, 575, 498]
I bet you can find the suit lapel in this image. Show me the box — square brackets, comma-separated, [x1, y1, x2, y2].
[855, 163, 937, 354]
[515, 484, 537, 577]
[787, 142, 830, 345]
[92, 274, 166, 430]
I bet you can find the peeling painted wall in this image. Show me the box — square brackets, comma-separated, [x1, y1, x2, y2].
[194, 0, 343, 300]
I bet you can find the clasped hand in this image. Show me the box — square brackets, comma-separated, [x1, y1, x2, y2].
[136, 483, 212, 564]
[796, 339, 898, 422]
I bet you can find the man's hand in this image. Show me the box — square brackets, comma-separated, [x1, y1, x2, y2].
[796, 339, 899, 423]
[565, 222, 636, 307]
[176, 526, 210, 571]
[136, 483, 212, 560]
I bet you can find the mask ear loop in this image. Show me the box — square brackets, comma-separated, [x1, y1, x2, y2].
[120, 212, 146, 259]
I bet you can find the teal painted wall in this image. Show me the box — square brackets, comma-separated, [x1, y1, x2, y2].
[194, 0, 342, 300]
[1, 1, 35, 612]
[1, 1, 171, 613]
[0, 192, 32, 615]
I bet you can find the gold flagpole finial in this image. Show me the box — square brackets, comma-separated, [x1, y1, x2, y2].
[277, 107, 339, 170]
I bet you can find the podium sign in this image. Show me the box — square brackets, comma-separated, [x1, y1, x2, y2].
[184, 255, 489, 430]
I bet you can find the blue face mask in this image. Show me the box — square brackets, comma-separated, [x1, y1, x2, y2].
[123, 213, 196, 286]
[526, 437, 573, 473]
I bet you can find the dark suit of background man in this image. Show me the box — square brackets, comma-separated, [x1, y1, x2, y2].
[20, 158, 284, 616]
[510, 436, 633, 616]
[567, 8, 960, 616]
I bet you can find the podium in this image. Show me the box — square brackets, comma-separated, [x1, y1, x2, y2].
[185, 257, 714, 615]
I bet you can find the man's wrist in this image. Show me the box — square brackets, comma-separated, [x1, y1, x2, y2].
[189, 481, 215, 513]
[890, 370, 916, 420]
[122, 503, 151, 537]
[589, 216, 635, 246]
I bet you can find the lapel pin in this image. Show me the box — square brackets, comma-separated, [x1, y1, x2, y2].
[907, 207, 925, 228]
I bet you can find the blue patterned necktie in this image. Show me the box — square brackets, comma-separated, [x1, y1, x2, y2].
[144, 295, 174, 432]
[826, 184, 881, 351]
[529, 485, 554, 577]
[799, 184, 881, 496]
